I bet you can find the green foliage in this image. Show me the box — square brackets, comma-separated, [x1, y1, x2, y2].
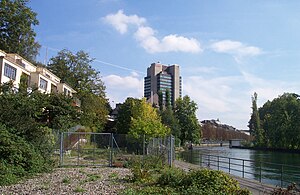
[126, 155, 164, 183]
[116, 98, 141, 134]
[248, 92, 263, 147]
[257, 93, 300, 149]
[47, 49, 109, 131]
[158, 90, 163, 111]
[129, 98, 170, 139]
[62, 177, 71, 184]
[157, 167, 185, 187]
[48, 49, 105, 96]
[0, 0, 40, 62]
[79, 92, 108, 132]
[0, 124, 46, 185]
[0, 88, 80, 185]
[160, 107, 181, 139]
[158, 168, 250, 195]
[74, 186, 86, 193]
[175, 95, 201, 144]
[124, 165, 250, 195]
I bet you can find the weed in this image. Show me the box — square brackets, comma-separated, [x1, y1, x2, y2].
[62, 177, 71, 184]
[74, 186, 86, 193]
[109, 172, 119, 179]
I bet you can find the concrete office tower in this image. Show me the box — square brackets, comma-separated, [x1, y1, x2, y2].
[144, 62, 182, 107]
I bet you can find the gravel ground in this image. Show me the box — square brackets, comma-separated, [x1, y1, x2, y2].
[0, 167, 132, 195]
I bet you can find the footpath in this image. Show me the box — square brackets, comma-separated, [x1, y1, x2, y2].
[174, 160, 277, 195]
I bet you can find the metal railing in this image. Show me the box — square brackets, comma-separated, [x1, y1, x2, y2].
[181, 152, 300, 187]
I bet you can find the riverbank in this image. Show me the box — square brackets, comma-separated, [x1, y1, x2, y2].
[0, 167, 131, 194]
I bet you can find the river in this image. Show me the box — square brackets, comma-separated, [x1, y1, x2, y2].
[180, 146, 300, 187]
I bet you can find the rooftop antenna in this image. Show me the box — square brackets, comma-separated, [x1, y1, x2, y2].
[44, 47, 48, 65]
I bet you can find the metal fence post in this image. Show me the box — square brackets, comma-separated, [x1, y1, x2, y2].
[281, 165, 283, 187]
[60, 132, 63, 166]
[229, 158, 231, 173]
[77, 133, 80, 165]
[218, 156, 220, 170]
[168, 135, 173, 167]
[242, 160, 245, 178]
[259, 162, 262, 183]
[109, 133, 113, 167]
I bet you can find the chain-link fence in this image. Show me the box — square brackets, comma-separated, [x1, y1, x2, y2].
[58, 132, 175, 167]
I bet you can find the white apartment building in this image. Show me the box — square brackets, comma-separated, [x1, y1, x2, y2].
[0, 50, 76, 96]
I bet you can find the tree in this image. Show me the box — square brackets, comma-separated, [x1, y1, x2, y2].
[47, 49, 109, 131]
[48, 49, 105, 96]
[165, 89, 171, 109]
[248, 92, 263, 147]
[0, 0, 40, 61]
[158, 90, 163, 111]
[161, 107, 181, 139]
[116, 97, 141, 134]
[129, 98, 170, 139]
[258, 93, 300, 149]
[175, 95, 201, 144]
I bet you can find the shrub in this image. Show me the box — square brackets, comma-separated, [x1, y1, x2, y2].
[157, 167, 250, 195]
[181, 169, 250, 194]
[0, 125, 47, 185]
[157, 167, 186, 187]
[127, 155, 165, 182]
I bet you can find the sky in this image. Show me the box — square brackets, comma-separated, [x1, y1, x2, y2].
[28, 0, 300, 130]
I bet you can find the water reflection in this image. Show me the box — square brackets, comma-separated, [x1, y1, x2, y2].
[181, 147, 300, 187]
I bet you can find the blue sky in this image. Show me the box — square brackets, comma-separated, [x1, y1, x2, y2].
[28, 0, 300, 129]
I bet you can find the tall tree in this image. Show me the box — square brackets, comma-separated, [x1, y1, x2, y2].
[248, 92, 263, 147]
[175, 95, 201, 144]
[0, 0, 40, 61]
[165, 89, 171, 109]
[158, 90, 163, 111]
[48, 49, 109, 131]
[161, 107, 181, 139]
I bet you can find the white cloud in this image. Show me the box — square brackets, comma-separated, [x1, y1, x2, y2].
[241, 71, 299, 106]
[102, 74, 143, 105]
[104, 10, 202, 53]
[210, 40, 262, 62]
[103, 10, 146, 34]
[183, 75, 251, 129]
[103, 74, 142, 89]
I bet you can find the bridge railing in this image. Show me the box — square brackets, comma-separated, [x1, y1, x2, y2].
[181, 152, 300, 188]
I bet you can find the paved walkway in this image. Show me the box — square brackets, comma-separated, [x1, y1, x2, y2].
[174, 160, 277, 195]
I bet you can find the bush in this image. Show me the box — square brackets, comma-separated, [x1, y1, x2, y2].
[0, 125, 48, 185]
[127, 155, 165, 182]
[157, 167, 250, 195]
[157, 167, 186, 187]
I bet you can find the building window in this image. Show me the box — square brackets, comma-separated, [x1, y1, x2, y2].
[39, 78, 48, 90]
[64, 88, 71, 96]
[4, 63, 17, 80]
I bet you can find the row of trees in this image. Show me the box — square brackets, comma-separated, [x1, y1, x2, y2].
[249, 93, 300, 149]
[202, 124, 251, 141]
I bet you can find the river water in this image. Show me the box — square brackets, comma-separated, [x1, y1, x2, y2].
[180, 146, 300, 187]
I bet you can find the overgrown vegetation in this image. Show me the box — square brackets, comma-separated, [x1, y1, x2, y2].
[123, 155, 250, 195]
[0, 89, 82, 185]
